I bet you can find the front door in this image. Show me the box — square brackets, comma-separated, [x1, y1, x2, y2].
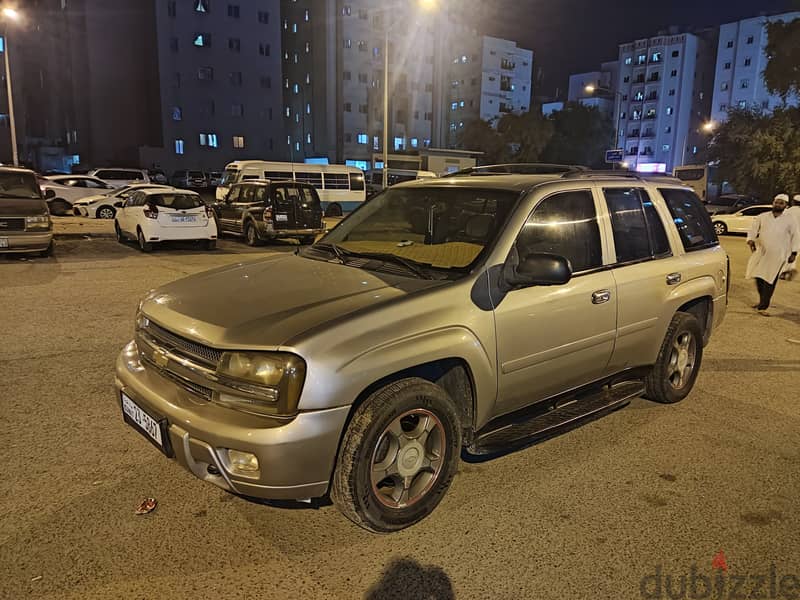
[494, 189, 617, 413]
[219, 185, 242, 232]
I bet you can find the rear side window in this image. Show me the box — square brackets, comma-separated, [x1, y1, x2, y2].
[0, 171, 41, 198]
[300, 186, 321, 207]
[263, 171, 292, 181]
[660, 188, 718, 251]
[295, 172, 323, 188]
[254, 186, 269, 203]
[323, 173, 350, 189]
[517, 190, 603, 273]
[151, 193, 203, 209]
[603, 188, 671, 263]
[349, 172, 365, 191]
[227, 186, 242, 202]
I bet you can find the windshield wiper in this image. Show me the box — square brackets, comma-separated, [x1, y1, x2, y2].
[341, 250, 436, 279]
[312, 242, 351, 263]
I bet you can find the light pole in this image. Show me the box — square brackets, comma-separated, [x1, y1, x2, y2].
[585, 84, 624, 153]
[381, 0, 438, 190]
[2, 7, 20, 167]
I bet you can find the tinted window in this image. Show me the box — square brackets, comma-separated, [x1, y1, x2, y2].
[220, 168, 239, 186]
[150, 193, 204, 209]
[517, 190, 602, 273]
[604, 188, 671, 263]
[349, 172, 365, 191]
[660, 188, 718, 251]
[295, 172, 323, 188]
[254, 186, 269, 203]
[324, 173, 350, 190]
[263, 171, 292, 181]
[300, 186, 321, 207]
[740, 207, 771, 216]
[285, 185, 302, 203]
[241, 186, 256, 203]
[227, 186, 242, 202]
[0, 171, 44, 199]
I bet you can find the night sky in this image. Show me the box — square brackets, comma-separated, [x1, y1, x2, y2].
[482, 0, 798, 98]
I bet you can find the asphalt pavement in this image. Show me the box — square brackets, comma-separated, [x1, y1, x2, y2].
[0, 235, 799, 599]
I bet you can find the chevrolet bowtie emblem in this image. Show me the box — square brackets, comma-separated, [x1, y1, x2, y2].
[153, 349, 170, 368]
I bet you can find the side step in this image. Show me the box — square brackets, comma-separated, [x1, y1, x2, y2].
[465, 381, 644, 461]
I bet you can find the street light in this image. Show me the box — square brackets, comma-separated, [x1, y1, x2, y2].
[381, 0, 438, 190]
[702, 120, 716, 133]
[1, 6, 20, 166]
[585, 84, 625, 159]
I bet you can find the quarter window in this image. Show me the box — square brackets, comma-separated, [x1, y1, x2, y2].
[516, 190, 602, 273]
[659, 188, 718, 251]
[603, 188, 671, 263]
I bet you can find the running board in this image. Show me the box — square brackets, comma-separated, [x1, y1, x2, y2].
[465, 381, 644, 461]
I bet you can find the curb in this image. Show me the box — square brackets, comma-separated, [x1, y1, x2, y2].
[54, 232, 116, 240]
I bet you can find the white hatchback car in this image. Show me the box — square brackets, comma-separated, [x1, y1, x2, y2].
[114, 188, 217, 252]
[711, 205, 773, 235]
[72, 184, 171, 219]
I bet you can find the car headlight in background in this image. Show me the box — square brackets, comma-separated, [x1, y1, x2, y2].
[25, 215, 51, 231]
[215, 352, 306, 417]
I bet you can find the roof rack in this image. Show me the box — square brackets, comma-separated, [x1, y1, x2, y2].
[442, 163, 588, 177]
[560, 170, 680, 182]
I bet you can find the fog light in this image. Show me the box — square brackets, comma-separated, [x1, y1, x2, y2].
[226, 449, 259, 474]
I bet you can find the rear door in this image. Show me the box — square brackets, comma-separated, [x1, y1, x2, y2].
[219, 185, 242, 231]
[295, 185, 323, 229]
[271, 184, 295, 230]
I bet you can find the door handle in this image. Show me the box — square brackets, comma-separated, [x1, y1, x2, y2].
[666, 273, 682, 286]
[592, 290, 612, 304]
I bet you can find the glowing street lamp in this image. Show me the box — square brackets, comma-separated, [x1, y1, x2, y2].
[702, 120, 716, 133]
[1, 6, 21, 166]
[585, 84, 625, 156]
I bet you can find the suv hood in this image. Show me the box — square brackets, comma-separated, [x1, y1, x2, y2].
[140, 254, 444, 348]
[0, 198, 48, 217]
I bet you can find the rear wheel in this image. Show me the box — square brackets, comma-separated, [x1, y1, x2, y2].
[96, 205, 116, 220]
[245, 221, 261, 246]
[299, 235, 316, 245]
[39, 242, 54, 258]
[713, 221, 727, 236]
[203, 239, 217, 251]
[137, 229, 153, 253]
[644, 312, 703, 404]
[331, 378, 462, 533]
[115, 222, 126, 243]
[325, 203, 343, 218]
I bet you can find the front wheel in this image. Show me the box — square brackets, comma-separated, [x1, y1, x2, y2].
[331, 378, 462, 533]
[713, 221, 727, 236]
[39, 242, 54, 258]
[96, 205, 116, 220]
[644, 312, 703, 404]
[325, 203, 343, 218]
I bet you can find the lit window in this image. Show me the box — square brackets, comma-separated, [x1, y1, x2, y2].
[193, 33, 211, 47]
[451, 102, 458, 111]
[306, 133, 312, 144]
[285, 106, 291, 117]
[293, 84, 299, 94]
[233, 136, 245, 149]
[738, 100, 747, 109]
[295, 142, 300, 152]
[393, 137, 404, 150]
[666, 107, 673, 115]
[195, 0, 209, 12]
[650, 52, 662, 63]
[357, 133, 368, 144]
[306, 73, 311, 84]
[306, 103, 311, 114]
[662, 144, 670, 151]
[305, 42, 310, 53]
[199, 133, 207, 146]
[411, 138, 418, 148]
[624, 57, 632, 65]
[292, 23, 297, 33]
[304, 9, 310, 21]
[172, 106, 182, 121]
[174, 139, 184, 155]
[209, 134, 218, 148]
[343, 39, 351, 49]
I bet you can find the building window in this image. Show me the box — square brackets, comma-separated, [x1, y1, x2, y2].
[719, 104, 727, 111]
[666, 107, 673, 115]
[227, 4, 239, 18]
[744, 58, 751, 67]
[229, 71, 242, 86]
[304, 9, 310, 21]
[342, 5, 351, 15]
[740, 79, 749, 89]
[724, 62, 731, 70]
[394, 137, 404, 150]
[233, 136, 245, 149]
[293, 83, 299, 94]
[650, 52, 662, 63]
[259, 43, 270, 56]
[424, 112, 433, 121]
[343, 39, 351, 49]
[258, 11, 269, 23]
[358, 73, 367, 83]
[306, 133, 312, 144]
[358, 40, 367, 52]
[344, 102, 352, 112]
[172, 106, 182, 121]
[174, 139, 184, 155]
[357, 133, 368, 144]
[746, 35, 754, 44]
[197, 66, 213, 80]
[637, 54, 646, 65]
[228, 38, 240, 52]
[738, 100, 747, 109]
[343, 71, 351, 81]
[671, 50, 679, 58]
[195, 0, 209, 12]
[670, 69, 677, 77]
[411, 138, 419, 148]
[668, 89, 675, 96]
[292, 23, 297, 33]
[231, 104, 244, 117]
[168, 1, 176, 17]
[193, 33, 211, 47]
[358, 104, 367, 113]
[726, 40, 734, 48]
[285, 106, 291, 117]
[623, 75, 630, 83]
[624, 56, 632, 65]
[665, 126, 672, 133]
[199, 133, 217, 147]
[721, 81, 729, 91]
[305, 42, 311, 53]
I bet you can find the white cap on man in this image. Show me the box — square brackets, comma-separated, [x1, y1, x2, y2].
[775, 193, 790, 202]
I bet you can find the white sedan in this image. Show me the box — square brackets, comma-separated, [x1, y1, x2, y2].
[38, 175, 114, 215]
[71, 184, 171, 219]
[711, 205, 773, 236]
[115, 188, 217, 252]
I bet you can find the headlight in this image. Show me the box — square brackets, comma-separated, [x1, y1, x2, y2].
[135, 311, 149, 331]
[215, 352, 306, 417]
[25, 215, 51, 230]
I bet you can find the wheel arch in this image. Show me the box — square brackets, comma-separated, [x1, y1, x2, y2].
[676, 295, 714, 347]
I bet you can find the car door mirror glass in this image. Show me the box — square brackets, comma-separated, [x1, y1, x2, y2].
[506, 253, 572, 288]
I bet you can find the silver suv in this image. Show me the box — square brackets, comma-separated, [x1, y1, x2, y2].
[115, 170, 728, 532]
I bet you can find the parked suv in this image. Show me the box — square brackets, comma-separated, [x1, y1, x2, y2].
[88, 168, 150, 188]
[212, 180, 324, 245]
[115, 170, 728, 532]
[0, 167, 54, 256]
[170, 170, 208, 189]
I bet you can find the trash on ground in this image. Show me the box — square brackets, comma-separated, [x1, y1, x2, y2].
[31, 576, 42, 582]
[135, 497, 158, 515]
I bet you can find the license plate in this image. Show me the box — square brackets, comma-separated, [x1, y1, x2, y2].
[171, 215, 197, 223]
[275, 214, 289, 222]
[121, 392, 172, 455]
[0, 238, 7, 248]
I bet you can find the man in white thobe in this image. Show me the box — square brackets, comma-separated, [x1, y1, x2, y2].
[780, 194, 800, 280]
[747, 194, 800, 315]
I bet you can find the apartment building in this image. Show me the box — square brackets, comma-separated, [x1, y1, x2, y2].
[711, 11, 800, 125]
[567, 61, 619, 117]
[615, 30, 716, 172]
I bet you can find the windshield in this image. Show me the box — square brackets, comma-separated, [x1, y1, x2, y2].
[0, 172, 41, 199]
[307, 186, 518, 273]
[220, 168, 240, 186]
[150, 193, 204, 209]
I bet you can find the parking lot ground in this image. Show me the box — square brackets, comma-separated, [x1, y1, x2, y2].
[1, 236, 799, 599]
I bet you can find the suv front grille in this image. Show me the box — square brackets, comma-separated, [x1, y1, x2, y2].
[0, 217, 25, 231]
[143, 320, 222, 367]
[141, 355, 213, 400]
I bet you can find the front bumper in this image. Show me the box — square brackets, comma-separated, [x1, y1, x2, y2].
[114, 341, 349, 500]
[0, 231, 52, 253]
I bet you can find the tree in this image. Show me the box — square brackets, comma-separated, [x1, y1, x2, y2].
[496, 112, 554, 163]
[457, 119, 507, 164]
[708, 107, 800, 200]
[764, 18, 800, 102]
[542, 103, 614, 168]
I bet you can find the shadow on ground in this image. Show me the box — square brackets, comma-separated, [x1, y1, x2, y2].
[365, 558, 455, 600]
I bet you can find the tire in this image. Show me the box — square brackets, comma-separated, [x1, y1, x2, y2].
[115, 221, 126, 243]
[96, 205, 116, 220]
[331, 377, 462, 533]
[49, 199, 71, 216]
[644, 312, 704, 404]
[137, 229, 153, 253]
[244, 221, 261, 246]
[713, 221, 727, 236]
[204, 239, 217, 251]
[325, 203, 343, 218]
[39, 242, 54, 258]
[299, 235, 316, 245]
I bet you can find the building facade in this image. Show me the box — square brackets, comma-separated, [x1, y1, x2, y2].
[711, 12, 800, 125]
[567, 61, 619, 117]
[615, 30, 716, 172]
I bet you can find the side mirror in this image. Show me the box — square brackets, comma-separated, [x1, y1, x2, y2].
[44, 189, 56, 200]
[506, 252, 572, 288]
